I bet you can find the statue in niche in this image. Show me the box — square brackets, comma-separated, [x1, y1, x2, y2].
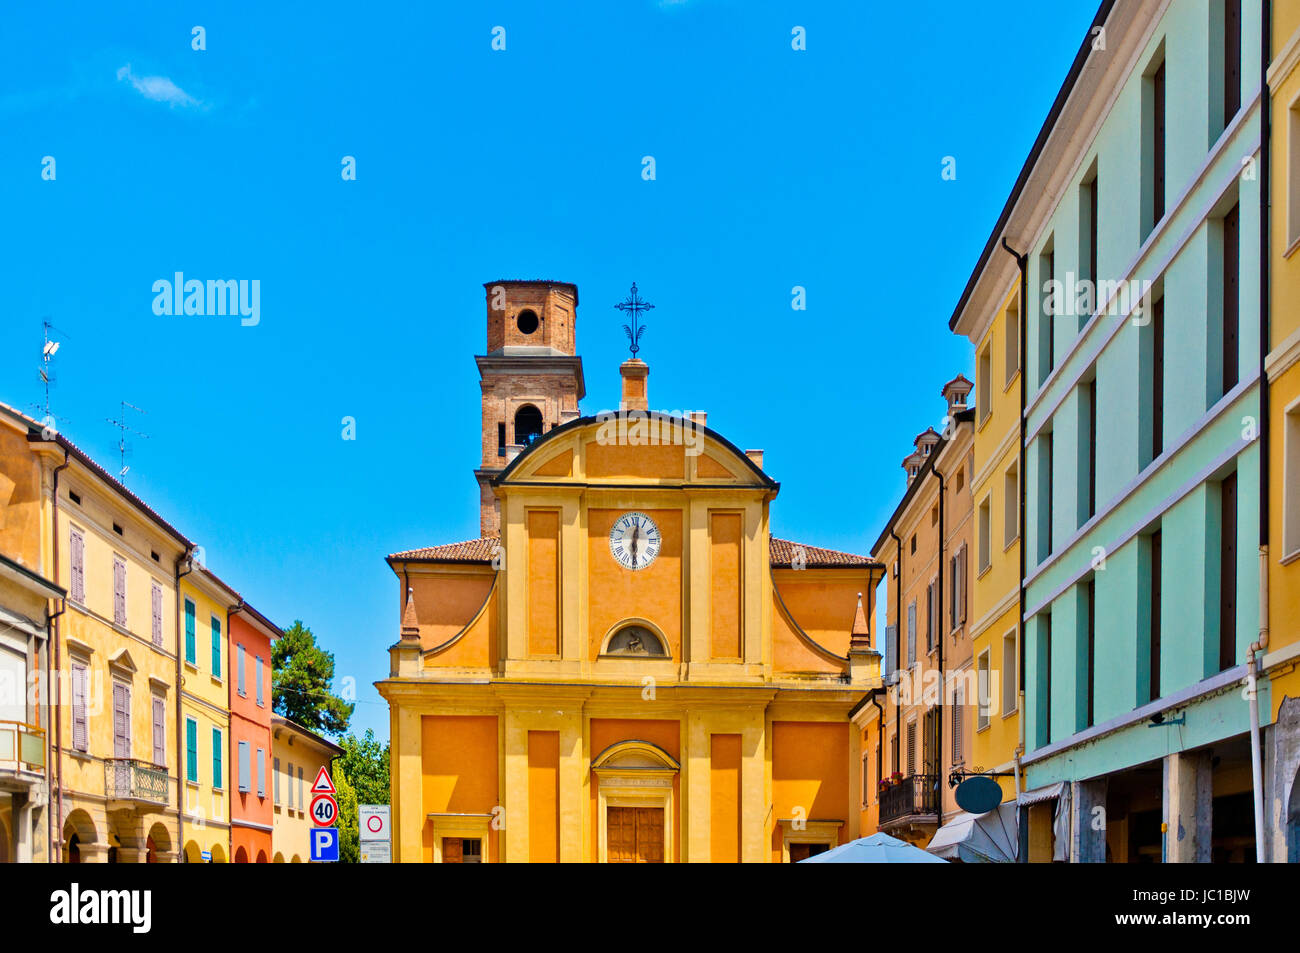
[605, 624, 666, 657]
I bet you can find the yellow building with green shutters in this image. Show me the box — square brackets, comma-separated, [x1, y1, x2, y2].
[177, 567, 235, 862]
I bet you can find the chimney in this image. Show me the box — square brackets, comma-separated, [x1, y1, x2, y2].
[505, 443, 524, 463]
[745, 449, 764, 470]
[941, 374, 974, 415]
[620, 358, 649, 412]
[689, 411, 707, 427]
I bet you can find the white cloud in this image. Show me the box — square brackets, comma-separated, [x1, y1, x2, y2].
[116, 63, 201, 108]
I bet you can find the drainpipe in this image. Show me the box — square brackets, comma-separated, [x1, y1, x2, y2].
[49, 447, 70, 862]
[44, 595, 65, 863]
[175, 547, 195, 861]
[1248, 0, 1272, 865]
[870, 690, 885, 820]
[889, 529, 903, 776]
[1001, 235, 1029, 861]
[931, 462, 946, 820]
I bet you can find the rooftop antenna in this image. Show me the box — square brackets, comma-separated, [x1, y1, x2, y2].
[37, 320, 61, 434]
[106, 401, 149, 483]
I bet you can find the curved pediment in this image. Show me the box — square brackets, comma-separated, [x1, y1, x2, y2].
[497, 413, 777, 488]
[591, 739, 681, 773]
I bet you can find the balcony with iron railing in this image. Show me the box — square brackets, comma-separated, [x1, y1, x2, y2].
[879, 773, 940, 827]
[0, 721, 45, 788]
[105, 758, 168, 806]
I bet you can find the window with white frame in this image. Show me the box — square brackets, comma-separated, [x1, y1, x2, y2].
[977, 495, 992, 573]
[1004, 294, 1021, 385]
[1289, 97, 1300, 249]
[1285, 399, 1300, 556]
[977, 649, 992, 730]
[1002, 630, 1019, 715]
[1004, 463, 1020, 547]
[978, 344, 992, 424]
[906, 600, 917, 666]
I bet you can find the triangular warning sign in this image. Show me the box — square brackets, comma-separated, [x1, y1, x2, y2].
[311, 765, 335, 794]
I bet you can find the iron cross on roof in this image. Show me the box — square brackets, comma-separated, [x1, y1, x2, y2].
[614, 282, 654, 358]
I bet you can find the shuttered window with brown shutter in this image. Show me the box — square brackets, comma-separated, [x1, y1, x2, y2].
[70, 528, 85, 603]
[151, 581, 163, 646]
[113, 681, 131, 759]
[113, 556, 127, 626]
[152, 695, 165, 765]
[71, 663, 88, 752]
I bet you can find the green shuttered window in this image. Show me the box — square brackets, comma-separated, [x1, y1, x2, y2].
[185, 717, 198, 784]
[184, 599, 196, 664]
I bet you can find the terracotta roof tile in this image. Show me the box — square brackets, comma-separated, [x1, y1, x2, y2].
[391, 535, 879, 569]
[769, 537, 878, 569]
[388, 536, 502, 562]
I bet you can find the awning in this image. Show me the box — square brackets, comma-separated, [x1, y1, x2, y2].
[925, 802, 1018, 863]
[1017, 781, 1071, 862]
[1017, 780, 1064, 806]
[0, 604, 46, 641]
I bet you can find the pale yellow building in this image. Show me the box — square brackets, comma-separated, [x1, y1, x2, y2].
[5, 411, 193, 863]
[271, 714, 342, 863]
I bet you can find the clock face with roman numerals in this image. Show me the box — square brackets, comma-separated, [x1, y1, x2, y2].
[608, 512, 661, 571]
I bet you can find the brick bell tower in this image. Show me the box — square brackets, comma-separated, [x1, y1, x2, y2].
[475, 280, 585, 536]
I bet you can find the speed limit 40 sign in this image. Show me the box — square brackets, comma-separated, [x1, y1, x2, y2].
[310, 792, 339, 827]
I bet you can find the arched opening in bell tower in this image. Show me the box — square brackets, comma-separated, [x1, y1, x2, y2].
[515, 404, 544, 447]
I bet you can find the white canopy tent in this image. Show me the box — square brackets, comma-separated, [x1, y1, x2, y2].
[925, 801, 1018, 862]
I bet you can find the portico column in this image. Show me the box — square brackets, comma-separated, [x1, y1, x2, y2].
[1164, 750, 1212, 862]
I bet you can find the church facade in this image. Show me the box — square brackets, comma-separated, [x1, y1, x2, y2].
[378, 280, 884, 862]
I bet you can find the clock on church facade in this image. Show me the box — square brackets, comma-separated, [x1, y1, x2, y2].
[378, 279, 885, 863]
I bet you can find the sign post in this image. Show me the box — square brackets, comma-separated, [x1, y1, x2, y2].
[359, 804, 391, 864]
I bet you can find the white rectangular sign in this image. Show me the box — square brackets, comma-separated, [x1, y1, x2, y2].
[359, 804, 390, 843]
[360, 842, 391, 864]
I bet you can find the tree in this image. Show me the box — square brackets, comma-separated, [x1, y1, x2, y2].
[271, 620, 354, 735]
[334, 729, 390, 863]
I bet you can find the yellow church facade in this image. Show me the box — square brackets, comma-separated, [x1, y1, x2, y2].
[378, 280, 884, 862]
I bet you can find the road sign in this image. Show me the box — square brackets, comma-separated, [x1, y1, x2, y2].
[310, 826, 339, 862]
[310, 792, 339, 827]
[200, 850, 212, 863]
[311, 765, 335, 794]
[359, 804, 390, 843]
[359, 842, 390, 864]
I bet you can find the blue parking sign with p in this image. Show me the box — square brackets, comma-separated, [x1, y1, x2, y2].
[311, 826, 339, 862]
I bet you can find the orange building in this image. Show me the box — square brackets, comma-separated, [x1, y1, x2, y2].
[858, 376, 975, 847]
[228, 603, 278, 863]
[378, 280, 885, 862]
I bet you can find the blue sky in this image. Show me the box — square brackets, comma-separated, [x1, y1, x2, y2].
[1, 0, 1100, 743]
